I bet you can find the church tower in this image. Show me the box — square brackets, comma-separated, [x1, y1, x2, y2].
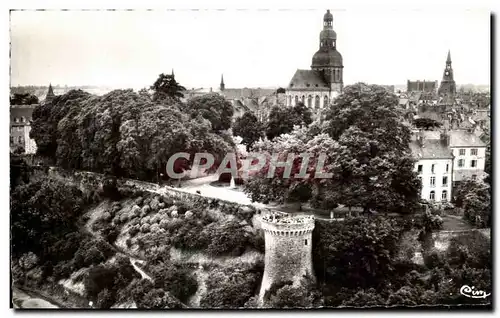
[45, 83, 55, 102]
[311, 10, 343, 94]
[220, 74, 225, 91]
[438, 50, 456, 97]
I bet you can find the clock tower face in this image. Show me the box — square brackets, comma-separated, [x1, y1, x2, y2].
[445, 71, 450, 76]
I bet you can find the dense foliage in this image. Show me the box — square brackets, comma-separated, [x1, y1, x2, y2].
[312, 216, 491, 307]
[454, 179, 491, 228]
[200, 262, 263, 308]
[185, 93, 234, 132]
[246, 84, 421, 213]
[10, 92, 39, 105]
[151, 73, 186, 101]
[413, 118, 442, 130]
[265, 102, 312, 140]
[30, 89, 234, 182]
[233, 111, 265, 150]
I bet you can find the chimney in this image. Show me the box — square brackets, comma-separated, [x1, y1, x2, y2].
[440, 129, 450, 146]
[417, 130, 425, 147]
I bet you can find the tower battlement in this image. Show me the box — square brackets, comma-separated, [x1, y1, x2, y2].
[260, 213, 315, 235]
[258, 212, 316, 303]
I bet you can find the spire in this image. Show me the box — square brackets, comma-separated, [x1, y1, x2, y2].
[220, 74, 225, 91]
[45, 83, 55, 100]
[446, 50, 451, 63]
[171, 69, 175, 77]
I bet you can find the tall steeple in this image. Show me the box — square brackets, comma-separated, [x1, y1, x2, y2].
[171, 69, 175, 78]
[311, 10, 343, 93]
[438, 50, 456, 97]
[220, 74, 225, 91]
[45, 83, 55, 101]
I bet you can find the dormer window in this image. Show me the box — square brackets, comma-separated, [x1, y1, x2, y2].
[306, 84, 310, 87]
[315, 84, 318, 87]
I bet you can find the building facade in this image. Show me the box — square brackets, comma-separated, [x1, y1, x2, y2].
[410, 134, 453, 202]
[10, 104, 37, 154]
[407, 80, 438, 93]
[285, 10, 343, 109]
[448, 130, 486, 183]
[410, 129, 487, 202]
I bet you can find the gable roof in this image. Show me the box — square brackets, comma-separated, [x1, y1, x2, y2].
[288, 69, 328, 89]
[222, 88, 275, 100]
[409, 140, 453, 160]
[448, 130, 486, 148]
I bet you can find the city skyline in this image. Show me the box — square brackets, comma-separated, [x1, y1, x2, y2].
[10, 9, 491, 89]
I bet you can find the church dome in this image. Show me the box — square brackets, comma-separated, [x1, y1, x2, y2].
[320, 29, 337, 40]
[312, 49, 343, 68]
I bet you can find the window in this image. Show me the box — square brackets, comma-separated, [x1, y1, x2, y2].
[429, 191, 435, 201]
[471, 160, 477, 168]
[315, 95, 320, 109]
[472, 175, 477, 180]
[305, 239, 308, 246]
[307, 95, 312, 108]
[417, 164, 423, 173]
[442, 176, 448, 186]
[17, 136, 23, 144]
[21, 116, 25, 123]
[301, 95, 305, 103]
[441, 190, 448, 201]
[14, 117, 19, 123]
[459, 149, 466, 156]
[431, 164, 435, 174]
[430, 176, 436, 187]
[471, 148, 478, 156]
[324, 95, 329, 107]
[458, 159, 465, 168]
[295, 96, 299, 104]
[10, 136, 13, 144]
[446, 164, 449, 173]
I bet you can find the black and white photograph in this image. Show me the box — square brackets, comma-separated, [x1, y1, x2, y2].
[7, 1, 493, 311]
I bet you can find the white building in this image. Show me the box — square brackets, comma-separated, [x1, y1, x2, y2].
[448, 130, 487, 184]
[410, 137, 453, 202]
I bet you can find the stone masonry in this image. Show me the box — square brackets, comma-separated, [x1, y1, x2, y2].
[259, 212, 315, 301]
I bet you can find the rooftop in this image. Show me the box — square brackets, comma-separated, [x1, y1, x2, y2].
[410, 139, 453, 160]
[288, 69, 328, 90]
[448, 130, 486, 147]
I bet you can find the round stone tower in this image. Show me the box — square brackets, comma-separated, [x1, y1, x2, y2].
[258, 212, 315, 301]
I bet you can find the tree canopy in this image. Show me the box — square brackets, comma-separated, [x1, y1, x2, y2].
[265, 102, 312, 140]
[232, 111, 264, 151]
[31, 89, 233, 182]
[185, 93, 234, 132]
[151, 73, 186, 101]
[246, 83, 421, 214]
[10, 93, 39, 105]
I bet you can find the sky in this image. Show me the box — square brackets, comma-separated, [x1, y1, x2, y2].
[10, 8, 491, 89]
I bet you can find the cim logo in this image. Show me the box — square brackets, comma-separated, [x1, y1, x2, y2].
[460, 285, 491, 299]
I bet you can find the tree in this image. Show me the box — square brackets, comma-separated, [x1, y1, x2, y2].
[151, 73, 186, 101]
[265, 102, 312, 140]
[186, 93, 234, 132]
[459, 180, 491, 228]
[31, 89, 233, 182]
[232, 111, 264, 151]
[414, 118, 442, 130]
[276, 87, 286, 94]
[322, 83, 421, 214]
[10, 93, 39, 105]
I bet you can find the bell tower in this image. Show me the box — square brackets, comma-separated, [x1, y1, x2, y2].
[438, 50, 456, 97]
[311, 10, 343, 94]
